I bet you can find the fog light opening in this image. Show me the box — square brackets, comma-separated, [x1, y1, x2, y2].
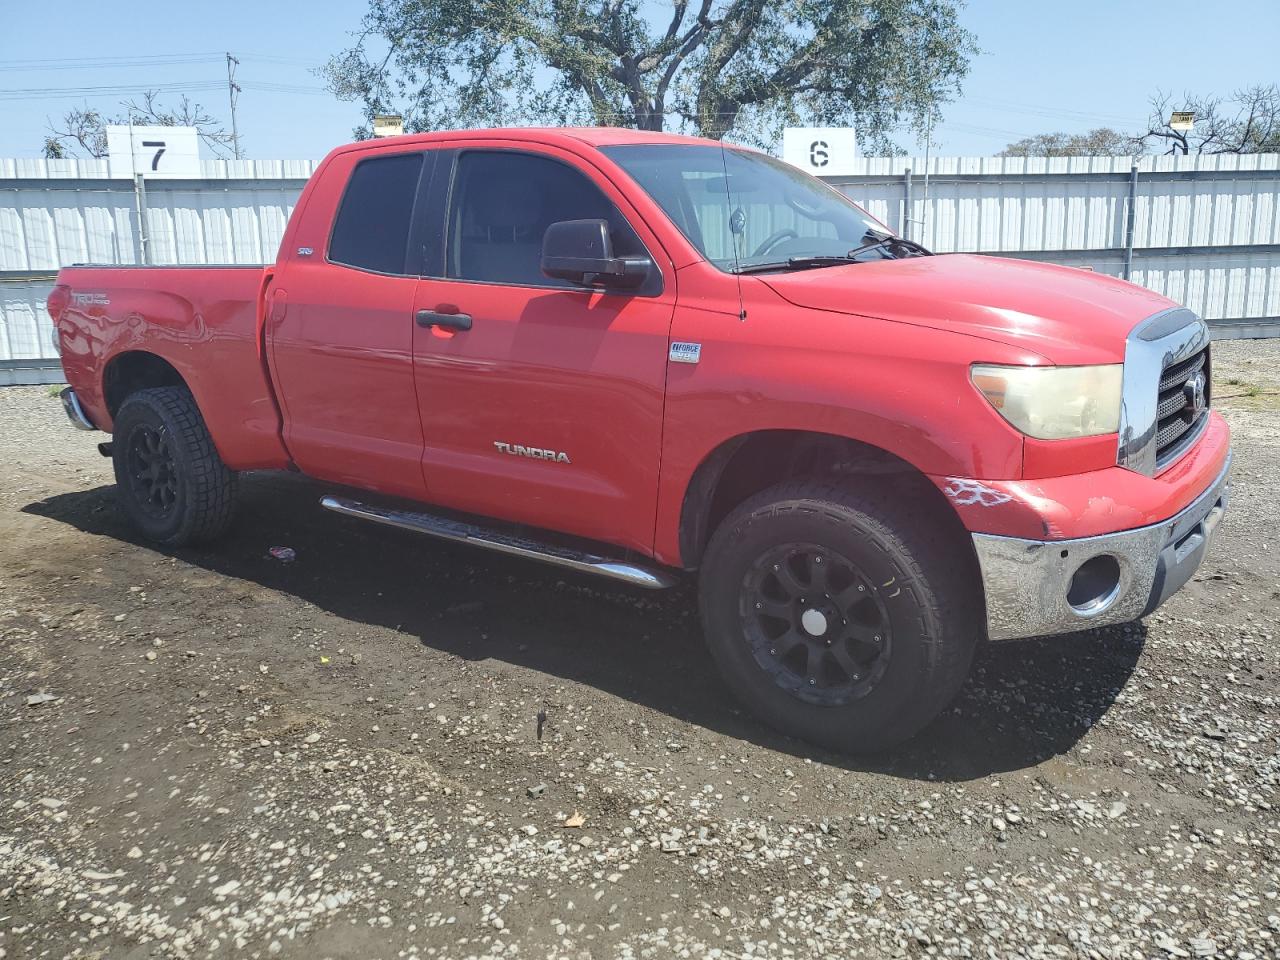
[1067, 554, 1122, 616]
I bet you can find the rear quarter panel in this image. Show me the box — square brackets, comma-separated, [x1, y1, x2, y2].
[53, 265, 289, 470]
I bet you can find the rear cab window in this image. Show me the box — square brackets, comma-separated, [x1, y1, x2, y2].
[328, 153, 424, 275]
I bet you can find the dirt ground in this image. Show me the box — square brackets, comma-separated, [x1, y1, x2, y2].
[1, 341, 1278, 960]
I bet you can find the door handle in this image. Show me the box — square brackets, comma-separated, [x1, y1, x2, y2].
[416, 309, 472, 331]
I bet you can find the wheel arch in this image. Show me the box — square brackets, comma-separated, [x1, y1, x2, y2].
[676, 429, 971, 571]
[103, 350, 189, 419]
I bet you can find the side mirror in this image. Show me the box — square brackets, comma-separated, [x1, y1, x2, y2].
[540, 219, 651, 289]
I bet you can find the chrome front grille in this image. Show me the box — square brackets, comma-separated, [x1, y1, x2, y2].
[1153, 347, 1210, 468]
[1118, 308, 1211, 477]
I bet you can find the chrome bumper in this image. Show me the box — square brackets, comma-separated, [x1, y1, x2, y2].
[60, 387, 97, 431]
[973, 456, 1230, 641]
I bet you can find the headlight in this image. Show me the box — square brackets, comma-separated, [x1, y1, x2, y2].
[971, 363, 1122, 440]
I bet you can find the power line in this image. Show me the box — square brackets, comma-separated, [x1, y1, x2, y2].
[0, 53, 226, 72]
[0, 81, 225, 101]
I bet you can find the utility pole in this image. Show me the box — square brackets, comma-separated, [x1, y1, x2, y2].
[225, 52, 242, 160]
[920, 111, 933, 246]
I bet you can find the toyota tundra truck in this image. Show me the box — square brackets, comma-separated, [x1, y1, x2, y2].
[48, 128, 1231, 753]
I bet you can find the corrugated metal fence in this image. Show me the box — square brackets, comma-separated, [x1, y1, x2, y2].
[0, 158, 317, 384]
[2, 152, 1278, 384]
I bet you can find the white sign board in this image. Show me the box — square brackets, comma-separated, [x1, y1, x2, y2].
[782, 127, 859, 176]
[106, 125, 201, 179]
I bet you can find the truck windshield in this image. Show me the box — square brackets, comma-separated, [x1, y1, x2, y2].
[601, 143, 903, 273]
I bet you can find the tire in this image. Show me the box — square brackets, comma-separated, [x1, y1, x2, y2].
[698, 479, 980, 754]
[111, 386, 238, 546]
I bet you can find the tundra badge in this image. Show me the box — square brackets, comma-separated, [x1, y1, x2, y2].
[494, 442, 571, 464]
[669, 341, 701, 364]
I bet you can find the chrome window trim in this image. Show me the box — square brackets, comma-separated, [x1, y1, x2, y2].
[1117, 307, 1209, 476]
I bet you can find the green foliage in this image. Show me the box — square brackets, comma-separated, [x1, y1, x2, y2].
[322, 0, 977, 148]
[999, 127, 1134, 158]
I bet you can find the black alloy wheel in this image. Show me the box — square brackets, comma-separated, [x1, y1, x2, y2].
[123, 423, 179, 519]
[741, 544, 892, 706]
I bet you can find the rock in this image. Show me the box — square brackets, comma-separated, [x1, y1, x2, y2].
[527, 783, 547, 799]
[82, 870, 125, 881]
[212, 879, 241, 898]
[1202, 723, 1227, 741]
[1154, 933, 1191, 957]
[1106, 801, 1128, 819]
[38, 798, 65, 810]
[25, 693, 57, 707]
[144, 651, 157, 661]
[126, 846, 142, 859]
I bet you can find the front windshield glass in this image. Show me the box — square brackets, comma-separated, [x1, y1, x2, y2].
[601, 143, 894, 272]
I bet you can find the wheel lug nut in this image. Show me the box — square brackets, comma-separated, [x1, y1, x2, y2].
[873, 635, 881, 643]
[808, 678, 816, 685]
[755, 602, 762, 610]
[857, 584, 865, 592]
[769, 648, 777, 655]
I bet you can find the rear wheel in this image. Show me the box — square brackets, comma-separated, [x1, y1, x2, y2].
[111, 386, 237, 546]
[698, 479, 980, 753]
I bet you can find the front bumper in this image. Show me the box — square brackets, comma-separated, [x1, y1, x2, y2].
[59, 387, 97, 431]
[973, 454, 1230, 641]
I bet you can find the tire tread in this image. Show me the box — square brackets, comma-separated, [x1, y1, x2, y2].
[113, 386, 237, 545]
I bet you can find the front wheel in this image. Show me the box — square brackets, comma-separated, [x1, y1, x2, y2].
[111, 386, 238, 546]
[699, 479, 980, 753]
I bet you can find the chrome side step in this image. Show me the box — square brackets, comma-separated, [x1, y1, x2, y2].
[319, 495, 679, 590]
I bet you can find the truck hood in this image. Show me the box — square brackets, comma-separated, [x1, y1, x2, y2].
[758, 254, 1175, 365]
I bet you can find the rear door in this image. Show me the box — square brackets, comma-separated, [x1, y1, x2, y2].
[267, 149, 434, 500]
[410, 145, 676, 553]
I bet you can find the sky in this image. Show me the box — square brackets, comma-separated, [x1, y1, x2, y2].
[1, 0, 1277, 160]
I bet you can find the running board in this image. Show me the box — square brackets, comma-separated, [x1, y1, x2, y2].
[319, 495, 679, 590]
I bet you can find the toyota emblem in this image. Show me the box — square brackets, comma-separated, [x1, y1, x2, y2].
[1184, 370, 1208, 417]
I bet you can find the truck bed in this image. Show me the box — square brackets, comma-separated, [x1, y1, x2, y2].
[53, 265, 289, 470]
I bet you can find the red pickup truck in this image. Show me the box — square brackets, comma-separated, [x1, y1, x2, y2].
[49, 128, 1230, 752]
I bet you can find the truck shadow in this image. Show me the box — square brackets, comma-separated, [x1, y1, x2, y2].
[23, 470, 1145, 782]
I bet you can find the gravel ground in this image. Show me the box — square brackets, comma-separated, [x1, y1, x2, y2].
[1, 340, 1278, 960]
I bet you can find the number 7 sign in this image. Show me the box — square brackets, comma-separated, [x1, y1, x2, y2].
[106, 125, 201, 179]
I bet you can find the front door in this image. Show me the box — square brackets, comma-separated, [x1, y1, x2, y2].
[411, 146, 676, 554]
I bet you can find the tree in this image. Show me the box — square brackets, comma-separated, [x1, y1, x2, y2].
[998, 127, 1134, 157]
[43, 92, 237, 159]
[322, 0, 978, 149]
[1134, 85, 1280, 155]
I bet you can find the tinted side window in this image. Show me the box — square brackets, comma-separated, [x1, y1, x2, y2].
[446, 151, 646, 288]
[329, 153, 423, 274]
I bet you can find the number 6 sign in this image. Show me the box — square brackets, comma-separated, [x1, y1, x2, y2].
[106, 125, 201, 179]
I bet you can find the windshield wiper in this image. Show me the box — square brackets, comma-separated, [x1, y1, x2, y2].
[732, 236, 933, 275]
[847, 233, 933, 259]
[732, 255, 858, 275]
